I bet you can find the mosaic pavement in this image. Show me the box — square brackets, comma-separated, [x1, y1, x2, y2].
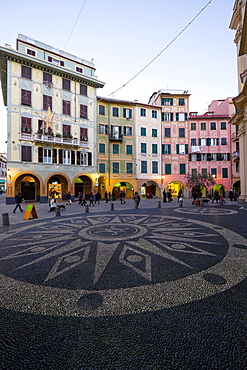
[1, 207, 247, 368]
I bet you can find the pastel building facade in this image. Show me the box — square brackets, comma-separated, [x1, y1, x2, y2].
[0, 34, 104, 203]
[134, 102, 162, 198]
[188, 98, 234, 197]
[97, 97, 136, 199]
[149, 90, 190, 198]
[229, 0, 247, 200]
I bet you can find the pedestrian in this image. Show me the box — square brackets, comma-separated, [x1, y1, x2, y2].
[212, 190, 219, 204]
[49, 196, 56, 212]
[163, 189, 167, 203]
[78, 192, 82, 205]
[104, 191, 108, 203]
[134, 191, 140, 208]
[95, 192, 100, 204]
[167, 189, 172, 203]
[81, 192, 87, 206]
[66, 191, 72, 205]
[13, 192, 23, 213]
[89, 192, 94, 206]
[120, 190, 126, 204]
[229, 189, 233, 201]
[233, 190, 238, 201]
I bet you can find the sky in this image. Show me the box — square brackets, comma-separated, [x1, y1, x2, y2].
[0, 0, 238, 153]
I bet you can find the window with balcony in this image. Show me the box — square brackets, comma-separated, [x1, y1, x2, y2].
[62, 100, 71, 115]
[21, 65, 32, 79]
[21, 117, 32, 133]
[80, 127, 88, 141]
[80, 104, 88, 119]
[63, 124, 71, 137]
[21, 89, 32, 106]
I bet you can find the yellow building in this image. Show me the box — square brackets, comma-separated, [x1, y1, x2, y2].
[0, 34, 104, 203]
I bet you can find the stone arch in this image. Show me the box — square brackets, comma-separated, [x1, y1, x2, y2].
[112, 181, 134, 199]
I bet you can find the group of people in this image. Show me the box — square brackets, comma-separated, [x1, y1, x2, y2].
[162, 188, 174, 203]
[78, 192, 100, 207]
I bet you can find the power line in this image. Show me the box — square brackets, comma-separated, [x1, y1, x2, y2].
[63, 0, 87, 51]
[106, 0, 213, 98]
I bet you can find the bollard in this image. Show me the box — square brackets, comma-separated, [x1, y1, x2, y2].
[179, 200, 183, 208]
[85, 204, 89, 213]
[158, 201, 161, 208]
[110, 203, 114, 211]
[56, 207, 61, 217]
[2, 213, 10, 226]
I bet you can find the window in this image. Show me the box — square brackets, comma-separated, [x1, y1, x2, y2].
[152, 161, 158, 174]
[21, 89, 32, 106]
[126, 163, 133, 174]
[199, 138, 206, 146]
[113, 144, 119, 154]
[179, 98, 185, 106]
[179, 128, 185, 137]
[152, 129, 157, 137]
[48, 56, 64, 66]
[210, 138, 219, 146]
[43, 72, 52, 84]
[126, 145, 132, 155]
[99, 143, 105, 154]
[76, 66, 83, 73]
[164, 128, 171, 137]
[176, 113, 188, 121]
[162, 144, 171, 154]
[99, 163, 105, 173]
[180, 163, 186, 174]
[63, 124, 71, 137]
[79, 152, 91, 166]
[201, 122, 206, 130]
[221, 138, 227, 145]
[141, 127, 146, 136]
[236, 161, 239, 173]
[201, 168, 207, 176]
[21, 65, 32, 79]
[21, 117, 32, 133]
[112, 107, 119, 117]
[140, 108, 146, 117]
[113, 162, 119, 173]
[162, 112, 174, 121]
[191, 122, 196, 130]
[27, 49, 35, 56]
[80, 104, 88, 119]
[192, 169, 197, 176]
[211, 168, 217, 178]
[21, 145, 32, 162]
[43, 95, 52, 111]
[99, 124, 108, 135]
[222, 168, 228, 178]
[62, 78, 71, 91]
[123, 108, 132, 118]
[210, 122, 216, 130]
[221, 122, 226, 130]
[80, 127, 88, 141]
[165, 163, 171, 174]
[152, 110, 157, 118]
[141, 161, 147, 173]
[99, 105, 105, 115]
[124, 126, 132, 136]
[161, 98, 173, 105]
[191, 139, 196, 146]
[141, 143, 147, 153]
[63, 150, 71, 164]
[43, 149, 52, 163]
[176, 144, 188, 154]
[152, 144, 158, 154]
[80, 84, 87, 96]
[62, 100, 71, 115]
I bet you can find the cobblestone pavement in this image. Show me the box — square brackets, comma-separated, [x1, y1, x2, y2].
[0, 195, 247, 369]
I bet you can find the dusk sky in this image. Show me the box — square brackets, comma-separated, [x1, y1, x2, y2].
[0, 0, 238, 153]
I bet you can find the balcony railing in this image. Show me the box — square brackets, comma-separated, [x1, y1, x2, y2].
[231, 132, 239, 141]
[232, 151, 239, 158]
[19, 133, 89, 147]
[109, 133, 123, 141]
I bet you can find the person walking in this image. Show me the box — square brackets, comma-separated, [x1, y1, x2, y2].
[13, 192, 23, 213]
[49, 197, 56, 212]
[133, 191, 140, 209]
[167, 189, 172, 203]
[104, 191, 108, 203]
[78, 192, 82, 205]
[81, 192, 87, 206]
[163, 189, 167, 203]
[95, 192, 100, 204]
[89, 192, 94, 207]
[66, 191, 72, 205]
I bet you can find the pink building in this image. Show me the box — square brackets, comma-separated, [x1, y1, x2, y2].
[188, 98, 235, 197]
